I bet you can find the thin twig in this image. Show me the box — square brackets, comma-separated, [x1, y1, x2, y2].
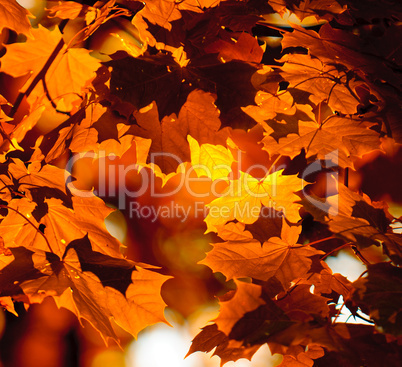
[9, 19, 69, 117]
[320, 242, 351, 260]
[307, 235, 337, 247]
[351, 245, 371, 266]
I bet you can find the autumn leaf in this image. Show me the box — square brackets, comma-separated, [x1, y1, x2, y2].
[201, 219, 323, 287]
[262, 112, 381, 168]
[8, 158, 68, 196]
[187, 323, 261, 365]
[0, 195, 123, 257]
[187, 135, 235, 181]
[302, 184, 402, 264]
[128, 90, 230, 173]
[204, 169, 305, 231]
[276, 285, 330, 321]
[352, 262, 402, 336]
[243, 89, 296, 124]
[0, 0, 33, 38]
[205, 32, 264, 64]
[0, 0, 400, 365]
[278, 54, 360, 114]
[281, 23, 402, 92]
[107, 54, 258, 126]
[309, 261, 353, 299]
[47, 1, 86, 20]
[0, 235, 169, 341]
[215, 280, 265, 335]
[276, 344, 325, 367]
[0, 25, 101, 111]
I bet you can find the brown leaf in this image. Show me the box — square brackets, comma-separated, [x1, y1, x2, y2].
[215, 280, 265, 335]
[187, 323, 261, 366]
[352, 262, 402, 336]
[302, 184, 402, 264]
[205, 32, 264, 64]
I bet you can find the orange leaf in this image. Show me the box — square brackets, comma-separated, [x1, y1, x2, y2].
[0, 25, 101, 111]
[201, 220, 323, 287]
[0, 0, 32, 38]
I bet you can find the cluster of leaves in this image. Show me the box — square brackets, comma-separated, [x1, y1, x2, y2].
[0, 0, 401, 365]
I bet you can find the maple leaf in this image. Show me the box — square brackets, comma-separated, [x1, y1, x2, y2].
[107, 54, 258, 126]
[276, 284, 330, 321]
[7, 158, 67, 197]
[278, 54, 361, 114]
[202, 284, 333, 357]
[309, 261, 353, 299]
[187, 135, 235, 181]
[244, 206, 283, 243]
[243, 89, 296, 124]
[0, 196, 122, 258]
[47, 1, 86, 20]
[132, 0, 221, 47]
[205, 32, 264, 64]
[47, 104, 135, 158]
[0, 235, 169, 341]
[0, 0, 33, 38]
[0, 25, 101, 111]
[187, 323, 261, 366]
[215, 280, 265, 336]
[302, 184, 402, 264]
[37, 107, 86, 163]
[128, 90, 230, 173]
[204, 169, 305, 231]
[201, 220, 323, 287]
[281, 24, 402, 93]
[352, 262, 402, 336]
[277, 344, 325, 367]
[262, 111, 381, 168]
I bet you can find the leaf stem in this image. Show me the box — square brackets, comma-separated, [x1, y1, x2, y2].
[320, 242, 351, 260]
[267, 154, 283, 175]
[307, 235, 336, 247]
[255, 22, 291, 33]
[332, 299, 346, 324]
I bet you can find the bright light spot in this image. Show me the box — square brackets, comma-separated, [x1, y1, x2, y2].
[126, 309, 281, 367]
[105, 207, 127, 244]
[333, 295, 372, 325]
[325, 251, 366, 282]
[17, 0, 36, 8]
[326, 251, 372, 326]
[388, 202, 402, 233]
[126, 324, 198, 367]
[262, 10, 326, 27]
